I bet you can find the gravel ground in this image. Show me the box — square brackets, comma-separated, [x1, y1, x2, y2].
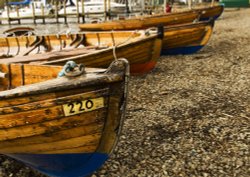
[0, 8, 249, 177]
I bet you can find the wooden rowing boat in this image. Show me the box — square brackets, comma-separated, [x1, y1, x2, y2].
[0, 58, 129, 177]
[162, 20, 214, 55]
[78, 5, 223, 31]
[0, 30, 163, 75]
[194, 4, 224, 21]
[79, 10, 199, 31]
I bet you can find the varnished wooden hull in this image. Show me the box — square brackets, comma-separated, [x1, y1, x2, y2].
[0, 31, 162, 75]
[78, 5, 224, 31]
[196, 4, 224, 21]
[79, 11, 199, 31]
[41, 35, 162, 75]
[162, 20, 214, 55]
[0, 59, 129, 177]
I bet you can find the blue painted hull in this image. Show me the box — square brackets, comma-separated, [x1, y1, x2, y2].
[161, 45, 204, 55]
[200, 15, 221, 21]
[7, 153, 109, 177]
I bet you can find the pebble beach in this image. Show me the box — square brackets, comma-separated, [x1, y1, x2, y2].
[0, 8, 249, 177]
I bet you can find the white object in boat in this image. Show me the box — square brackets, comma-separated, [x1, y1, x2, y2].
[1, 1, 52, 18]
[58, 0, 126, 15]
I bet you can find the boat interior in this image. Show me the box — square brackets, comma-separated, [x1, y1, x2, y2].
[0, 63, 62, 91]
[0, 62, 106, 91]
[0, 31, 145, 58]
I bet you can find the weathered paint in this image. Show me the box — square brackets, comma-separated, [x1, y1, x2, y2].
[0, 59, 128, 177]
[130, 61, 157, 75]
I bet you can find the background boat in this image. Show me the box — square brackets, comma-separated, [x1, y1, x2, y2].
[78, 4, 223, 31]
[0, 30, 163, 75]
[161, 20, 214, 55]
[193, 4, 224, 21]
[78, 10, 199, 31]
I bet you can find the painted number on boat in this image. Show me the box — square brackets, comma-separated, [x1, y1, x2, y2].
[63, 97, 104, 116]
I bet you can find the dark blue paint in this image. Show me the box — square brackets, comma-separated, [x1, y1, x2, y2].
[200, 15, 221, 21]
[161, 45, 204, 55]
[8, 0, 31, 6]
[7, 153, 109, 177]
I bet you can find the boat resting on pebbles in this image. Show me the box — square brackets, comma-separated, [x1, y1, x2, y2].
[162, 20, 214, 55]
[78, 4, 223, 31]
[0, 58, 129, 177]
[78, 19, 214, 55]
[79, 10, 199, 31]
[194, 4, 224, 21]
[0, 30, 163, 75]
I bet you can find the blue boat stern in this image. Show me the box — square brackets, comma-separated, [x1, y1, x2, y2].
[161, 45, 204, 55]
[7, 153, 109, 177]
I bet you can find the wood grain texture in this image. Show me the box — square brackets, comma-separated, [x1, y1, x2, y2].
[196, 4, 224, 20]
[0, 59, 128, 155]
[78, 5, 223, 31]
[162, 21, 213, 50]
[0, 31, 162, 75]
[79, 11, 199, 31]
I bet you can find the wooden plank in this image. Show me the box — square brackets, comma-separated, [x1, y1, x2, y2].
[40, 35, 156, 67]
[2, 47, 99, 64]
[0, 123, 103, 148]
[79, 12, 198, 31]
[0, 63, 62, 93]
[0, 31, 143, 58]
[97, 82, 124, 153]
[0, 109, 106, 141]
[0, 105, 63, 128]
[199, 5, 223, 19]
[162, 22, 213, 49]
[163, 29, 206, 47]
[200, 25, 213, 46]
[0, 88, 109, 113]
[151, 38, 162, 63]
[0, 133, 101, 154]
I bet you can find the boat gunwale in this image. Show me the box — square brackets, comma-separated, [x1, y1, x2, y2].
[0, 66, 124, 99]
[163, 20, 214, 32]
[40, 32, 159, 65]
[78, 4, 223, 31]
[0, 31, 159, 65]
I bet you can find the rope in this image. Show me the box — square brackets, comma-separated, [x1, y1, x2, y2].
[113, 44, 118, 61]
[111, 30, 139, 61]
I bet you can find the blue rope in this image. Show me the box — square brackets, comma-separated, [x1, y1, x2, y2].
[58, 61, 78, 77]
